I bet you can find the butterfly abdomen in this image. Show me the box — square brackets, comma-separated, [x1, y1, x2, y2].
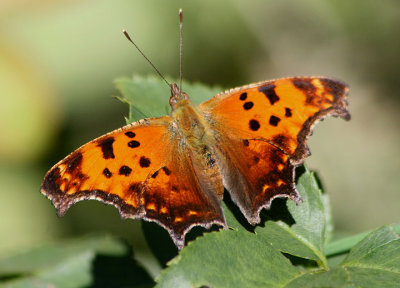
[171, 99, 224, 198]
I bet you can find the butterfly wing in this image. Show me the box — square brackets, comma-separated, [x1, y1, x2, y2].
[41, 116, 225, 248]
[199, 77, 349, 224]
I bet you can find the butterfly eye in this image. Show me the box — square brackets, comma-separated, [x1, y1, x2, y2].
[169, 95, 178, 109]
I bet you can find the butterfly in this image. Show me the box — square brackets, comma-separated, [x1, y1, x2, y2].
[41, 76, 350, 249]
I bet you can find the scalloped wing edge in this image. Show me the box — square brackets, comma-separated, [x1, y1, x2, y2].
[41, 177, 227, 249]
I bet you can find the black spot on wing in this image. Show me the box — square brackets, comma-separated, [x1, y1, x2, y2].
[243, 139, 249, 146]
[97, 137, 115, 159]
[243, 102, 254, 110]
[125, 131, 136, 138]
[269, 115, 281, 127]
[285, 108, 292, 117]
[103, 168, 112, 178]
[259, 84, 280, 105]
[162, 167, 171, 175]
[239, 92, 247, 101]
[119, 165, 132, 176]
[249, 119, 260, 131]
[139, 156, 151, 168]
[128, 140, 140, 148]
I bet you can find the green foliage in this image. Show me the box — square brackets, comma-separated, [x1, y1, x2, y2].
[2, 76, 398, 287]
[114, 75, 222, 123]
[157, 230, 300, 288]
[156, 165, 400, 287]
[0, 235, 154, 287]
[259, 170, 329, 268]
[286, 226, 400, 288]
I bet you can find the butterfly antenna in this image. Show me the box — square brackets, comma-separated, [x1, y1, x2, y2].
[179, 9, 183, 92]
[122, 29, 170, 87]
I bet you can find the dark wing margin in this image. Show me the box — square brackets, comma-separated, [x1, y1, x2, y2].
[200, 76, 350, 224]
[40, 116, 226, 249]
[289, 77, 350, 164]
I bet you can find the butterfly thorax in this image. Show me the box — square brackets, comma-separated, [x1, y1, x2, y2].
[169, 83, 209, 146]
[169, 83, 223, 195]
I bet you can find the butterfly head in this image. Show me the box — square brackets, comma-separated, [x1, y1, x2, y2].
[169, 83, 189, 110]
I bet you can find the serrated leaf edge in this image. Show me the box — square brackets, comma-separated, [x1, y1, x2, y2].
[268, 221, 328, 269]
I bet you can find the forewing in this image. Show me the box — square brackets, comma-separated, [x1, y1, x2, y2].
[41, 116, 225, 248]
[200, 77, 350, 164]
[199, 77, 350, 223]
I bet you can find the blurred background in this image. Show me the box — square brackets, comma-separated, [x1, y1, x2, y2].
[0, 0, 399, 272]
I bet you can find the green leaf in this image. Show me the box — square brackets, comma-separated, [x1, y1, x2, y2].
[157, 224, 400, 288]
[342, 225, 400, 268]
[286, 225, 400, 288]
[1, 251, 95, 288]
[115, 76, 170, 122]
[324, 223, 400, 257]
[325, 231, 371, 257]
[288, 169, 326, 253]
[222, 202, 246, 231]
[0, 235, 125, 275]
[114, 75, 222, 122]
[259, 221, 324, 263]
[258, 168, 328, 267]
[156, 230, 300, 288]
[0, 235, 154, 288]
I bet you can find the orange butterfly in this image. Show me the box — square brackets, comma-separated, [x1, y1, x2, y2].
[42, 9, 349, 249]
[41, 76, 349, 249]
